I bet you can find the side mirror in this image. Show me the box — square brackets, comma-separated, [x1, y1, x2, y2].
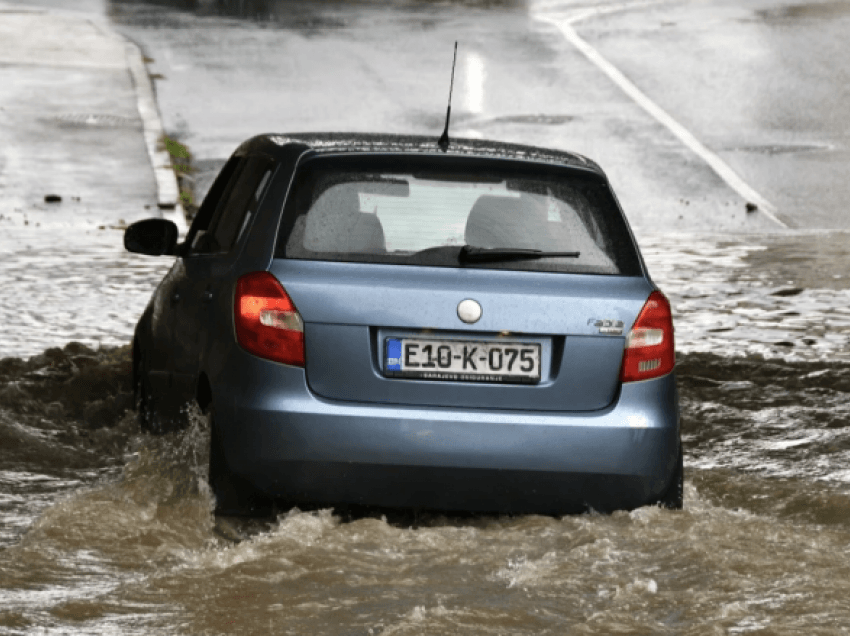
[124, 218, 179, 256]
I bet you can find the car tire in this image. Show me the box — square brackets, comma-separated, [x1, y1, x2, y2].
[207, 407, 272, 516]
[658, 445, 684, 510]
[134, 357, 155, 434]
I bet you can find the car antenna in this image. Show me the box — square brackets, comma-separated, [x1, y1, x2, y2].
[437, 41, 458, 152]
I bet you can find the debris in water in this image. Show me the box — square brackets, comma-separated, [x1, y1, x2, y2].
[771, 287, 804, 297]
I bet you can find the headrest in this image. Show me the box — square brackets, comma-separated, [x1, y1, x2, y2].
[464, 194, 547, 250]
[304, 184, 385, 253]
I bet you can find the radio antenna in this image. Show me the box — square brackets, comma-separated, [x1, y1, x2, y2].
[437, 41, 458, 152]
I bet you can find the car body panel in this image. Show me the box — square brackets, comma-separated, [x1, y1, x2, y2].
[269, 259, 652, 411]
[269, 260, 651, 333]
[210, 346, 679, 514]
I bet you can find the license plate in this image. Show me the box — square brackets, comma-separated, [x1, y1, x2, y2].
[384, 338, 541, 384]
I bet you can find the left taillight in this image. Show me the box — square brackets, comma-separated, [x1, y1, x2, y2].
[620, 290, 675, 383]
[234, 272, 305, 367]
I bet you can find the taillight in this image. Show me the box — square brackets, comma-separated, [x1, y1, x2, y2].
[620, 290, 675, 383]
[234, 272, 305, 367]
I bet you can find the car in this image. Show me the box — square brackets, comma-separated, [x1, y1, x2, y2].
[124, 132, 682, 516]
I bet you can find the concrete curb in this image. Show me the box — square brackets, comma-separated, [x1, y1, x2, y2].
[123, 39, 188, 234]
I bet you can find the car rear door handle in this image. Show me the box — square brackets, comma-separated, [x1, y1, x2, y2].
[202, 290, 214, 303]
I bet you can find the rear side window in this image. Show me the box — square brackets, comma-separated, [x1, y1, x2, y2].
[277, 156, 641, 276]
[191, 155, 274, 256]
[184, 155, 243, 251]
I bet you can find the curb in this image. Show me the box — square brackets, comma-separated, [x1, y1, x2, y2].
[123, 39, 189, 234]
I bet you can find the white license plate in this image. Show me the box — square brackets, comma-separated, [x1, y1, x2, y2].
[384, 338, 541, 384]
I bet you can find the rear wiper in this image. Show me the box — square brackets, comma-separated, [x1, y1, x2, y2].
[459, 246, 580, 262]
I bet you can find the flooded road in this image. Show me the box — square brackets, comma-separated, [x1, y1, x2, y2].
[0, 229, 171, 360]
[2, 351, 850, 633]
[2, 230, 850, 634]
[3, 0, 850, 632]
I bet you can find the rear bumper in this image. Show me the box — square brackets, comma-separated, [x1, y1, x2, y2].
[211, 350, 680, 514]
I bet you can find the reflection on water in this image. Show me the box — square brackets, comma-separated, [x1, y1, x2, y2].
[0, 229, 171, 361]
[638, 230, 850, 361]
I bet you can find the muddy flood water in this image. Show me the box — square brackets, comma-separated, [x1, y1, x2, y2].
[1, 230, 850, 634]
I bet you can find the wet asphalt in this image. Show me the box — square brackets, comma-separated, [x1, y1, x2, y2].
[99, 0, 850, 232]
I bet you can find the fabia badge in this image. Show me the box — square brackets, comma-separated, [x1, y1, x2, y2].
[457, 299, 482, 324]
[589, 318, 624, 335]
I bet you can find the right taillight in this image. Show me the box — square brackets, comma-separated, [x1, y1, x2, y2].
[620, 290, 675, 383]
[234, 272, 305, 367]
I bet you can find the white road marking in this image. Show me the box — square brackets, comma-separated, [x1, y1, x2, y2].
[538, 6, 787, 228]
[464, 51, 486, 115]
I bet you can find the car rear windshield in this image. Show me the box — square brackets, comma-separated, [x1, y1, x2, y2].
[275, 155, 642, 276]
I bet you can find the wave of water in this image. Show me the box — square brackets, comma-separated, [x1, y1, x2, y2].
[0, 340, 848, 633]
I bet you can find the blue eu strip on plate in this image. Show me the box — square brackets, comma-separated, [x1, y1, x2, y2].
[386, 339, 402, 370]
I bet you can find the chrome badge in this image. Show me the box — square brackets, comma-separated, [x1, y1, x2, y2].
[588, 318, 624, 335]
[457, 299, 482, 324]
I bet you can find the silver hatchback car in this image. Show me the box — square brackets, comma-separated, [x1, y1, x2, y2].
[125, 133, 681, 516]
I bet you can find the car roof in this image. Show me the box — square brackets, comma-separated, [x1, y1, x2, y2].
[238, 132, 605, 175]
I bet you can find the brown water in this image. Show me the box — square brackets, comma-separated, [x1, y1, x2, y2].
[2, 231, 850, 634]
[2, 345, 850, 632]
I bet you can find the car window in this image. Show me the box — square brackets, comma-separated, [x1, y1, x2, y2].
[236, 163, 274, 244]
[186, 155, 244, 254]
[192, 156, 274, 256]
[278, 156, 641, 276]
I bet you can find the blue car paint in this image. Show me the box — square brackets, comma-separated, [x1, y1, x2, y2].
[209, 345, 679, 514]
[270, 259, 653, 412]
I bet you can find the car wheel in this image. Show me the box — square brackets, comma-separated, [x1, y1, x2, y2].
[658, 445, 684, 510]
[207, 407, 272, 516]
